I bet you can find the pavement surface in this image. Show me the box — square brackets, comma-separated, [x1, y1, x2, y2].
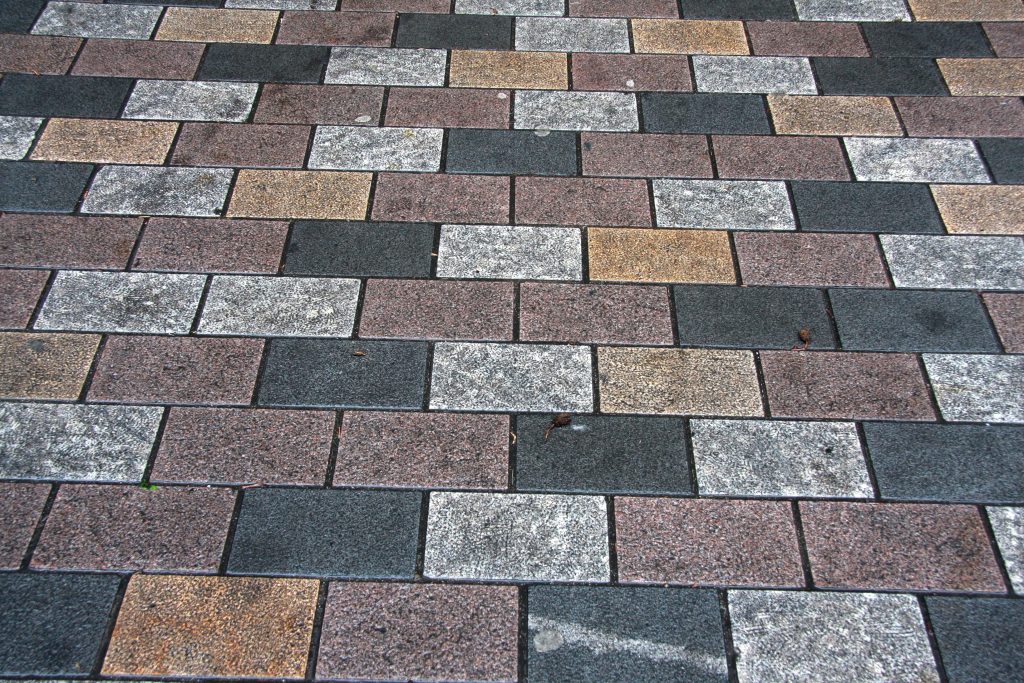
[1, 1, 1023, 682]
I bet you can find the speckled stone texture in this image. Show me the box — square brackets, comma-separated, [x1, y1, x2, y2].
[0, 332, 98, 400]
[692, 56, 817, 94]
[516, 178, 653, 227]
[83, 166, 234, 217]
[519, 283, 674, 345]
[845, 136, 991, 183]
[516, 17, 630, 52]
[0, 214, 141, 269]
[123, 79, 258, 122]
[133, 218, 288, 273]
[927, 597, 1024, 683]
[326, 47, 447, 86]
[588, 228, 736, 284]
[255, 84, 383, 125]
[359, 279, 515, 340]
[277, 10, 396, 46]
[790, 180, 943, 234]
[156, 7, 278, 44]
[228, 169, 371, 220]
[0, 34, 80, 75]
[654, 179, 795, 229]
[984, 293, 1024, 352]
[458, 0, 565, 13]
[924, 353, 1024, 423]
[33, 118, 177, 165]
[572, 53, 693, 91]
[436, 224, 582, 281]
[171, 122, 311, 169]
[988, 507, 1024, 592]
[767, 95, 900, 135]
[0, 482, 49, 568]
[309, 125, 443, 172]
[880, 235, 1024, 290]
[938, 58, 1024, 96]
[896, 96, 1024, 138]
[32, 2, 162, 39]
[372, 173, 510, 224]
[747, 21, 869, 56]
[515, 91, 639, 131]
[632, 19, 749, 55]
[73, 38, 205, 80]
[385, 87, 511, 128]
[449, 49, 568, 89]
[0, 116, 42, 160]
[932, 185, 1024, 235]
[0, 270, 48, 329]
[794, 0, 911, 20]
[581, 132, 712, 177]
[713, 135, 851, 180]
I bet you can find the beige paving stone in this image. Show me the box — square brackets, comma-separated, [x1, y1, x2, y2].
[938, 58, 1024, 96]
[0, 332, 100, 400]
[449, 50, 568, 89]
[31, 119, 178, 165]
[768, 95, 902, 136]
[932, 185, 1024, 235]
[632, 19, 749, 55]
[588, 228, 735, 284]
[156, 8, 279, 44]
[227, 170, 371, 220]
[909, 0, 1024, 21]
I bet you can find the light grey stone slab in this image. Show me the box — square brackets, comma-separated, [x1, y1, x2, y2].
[988, 506, 1024, 593]
[516, 17, 630, 53]
[436, 224, 583, 281]
[456, 0, 565, 15]
[35, 271, 206, 334]
[0, 117, 42, 161]
[429, 342, 593, 412]
[82, 166, 234, 217]
[729, 590, 939, 683]
[198, 275, 360, 337]
[879, 235, 1024, 291]
[653, 180, 795, 231]
[325, 47, 446, 86]
[123, 80, 258, 123]
[845, 137, 990, 183]
[693, 56, 816, 95]
[309, 126, 443, 172]
[515, 91, 639, 131]
[225, 0, 337, 8]
[794, 0, 911, 21]
[424, 492, 610, 582]
[0, 402, 163, 482]
[32, 2, 161, 39]
[924, 354, 1024, 424]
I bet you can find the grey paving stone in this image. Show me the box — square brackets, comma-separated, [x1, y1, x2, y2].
[641, 93, 771, 134]
[692, 56, 816, 94]
[284, 221, 434, 278]
[516, 17, 630, 53]
[198, 276, 360, 338]
[0, 117, 42, 160]
[446, 129, 578, 176]
[436, 224, 582, 281]
[880, 235, 1024, 291]
[988, 506, 1024, 592]
[793, 0, 910, 20]
[729, 590, 939, 683]
[82, 166, 233, 217]
[227, 488, 421, 578]
[516, 415, 691, 495]
[845, 137, 990, 183]
[35, 271, 205, 334]
[326, 47, 447, 87]
[654, 179, 794, 230]
[863, 22, 993, 57]
[397, 13, 513, 50]
[924, 354, 1024, 424]
[309, 126, 443, 172]
[457, 0, 565, 14]
[926, 597, 1024, 683]
[814, 57, 947, 96]
[197, 44, 331, 85]
[515, 91, 639, 132]
[791, 181, 944, 234]
[0, 0, 46, 33]
[32, 2, 161, 39]
[124, 80, 258, 122]
[528, 586, 728, 683]
[0, 74, 132, 119]
[424, 492, 609, 582]
[226, 0, 336, 8]
[0, 161, 93, 213]
[0, 402, 162, 482]
[978, 138, 1024, 184]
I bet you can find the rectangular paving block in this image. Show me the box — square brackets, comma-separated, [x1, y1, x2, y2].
[879, 235, 1024, 290]
[0, 160, 93, 213]
[515, 91, 638, 131]
[768, 95, 901, 135]
[986, 21, 1024, 57]
[397, 12, 512, 49]
[458, 0, 565, 13]
[988, 508, 1024, 592]
[0, 33, 81, 75]
[572, 53, 693, 91]
[938, 57, 1024, 96]
[517, 17, 630, 52]
[692, 55, 816, 93]
[133, 218, 287, 273]
[255, 83, 383, 124]
[372, 173, 510, 224]
[845, 137, 990, 183]
[977, 138, 1024, 183]
[0, 116, 42, 160]
[32, 2, 161, 39]
[156, 7, 279, 43]
[747, 19, 869, 55]
[517, 177, 652, 226]
[124, 79, 258, 122]
[791, 180, 943, 233]
[814, 56, 948, 95]
[654, 179, 794, 230]
[0, 482, 49, 568]
[927, 597, 1024, 683]
[0, 270, 48, 329]
[309, 125, 442, 172]
[571, 0, 680, 15]
[632, 18, 748, 54]
[228, 0, 337, 6]
[581, 132, 712, 177]
[683, 0, 797, 19]
[228, 170, 371, 220]
[436, 224, 581, 280]
[0, 0, 47, 33]
[0, 73, 132, 118]
[589, 227, 736, 284]
[83, 166, 234, 217]
[864, 21, 993, 57]
[924, 353, 1024, 423]
[446, 128, 578, 176]
[326, 46, 446, 86]
[933, 185, 1024, 235]
[901, 93, 1023, 134]
[641, 92, 770, 133]
[713, 135, 850, 180]
[424, 492, 609, 582]
[2, 213, 163, 269]
[910, 0, 1024, 21]
[737, 232, 891, 287]
[284, 221, 434, 277]
[450, 50, 568, 89]
[0, 332, 99, 400]
[794, 0, 910, 20]
[984, 293, 1024, 352]
[385, 87, 511, 129]
[171, 122, 311, 168]
[73, 37, 205, 80]
[276, 10, 395, 46]
[198, 43, 330, 83]
[32, 118, 177, 165]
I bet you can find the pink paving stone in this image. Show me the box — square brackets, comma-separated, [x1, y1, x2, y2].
[333, 411, 509, 489]
[152, 407, 334, 486]
[359, 279, 514, 341]
[0, 35, 81, 75]
[735, 233, 891, 288]
[747, 21, 869, 57]
[581, 132, 713, 178]
[132, 218, 288, 274]
[713, 135, 851, 180]
[254, 84, 384, 125]
[0, 269, 49, 329]
[385, 87, 510, 129]
[569, 0, 679, 17]
[895, 96, 1024, 137]
[572, 53, 693, 92]
[983, 293, 1024, 352]
[515, 177, 652, 227]
[342, 0, 449, 11]
[615, 497, 805, 588]
[276, 11, 395, 46]
[372, 173, 510, 224]
[984, 22, 1024, 57]
[0, 215, 141, 269]
[171, 123, 312, 168]
[801, 502, 1006, 593]
[72, 38, 206, 80]
[0, 483, 49, 569]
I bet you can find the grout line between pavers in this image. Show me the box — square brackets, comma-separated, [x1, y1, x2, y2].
[789, 500, 817, 590]
[978, 503, 1020, 596]
[19, 482, 59, 572]
[917, 595, 953, 683]
[303, 579, 329, 681]
[414, 489, 430, 579]
[853, 421, 883, 501]
[217, 487, 246, 575]
[718, 590, 742, 683]
[90, 573, 131, 678]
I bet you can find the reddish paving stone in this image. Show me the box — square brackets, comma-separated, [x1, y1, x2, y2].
[88, 336, 264, 406]
[615, 497, 804, 587]
[385, 87, 510, 129]
[152, 407, 334, 486]
[359, 279, 515, 341]
[983, 293, 1024, 352]
[277, 11, 395, 47]
[735, 233, 891, 288]
[133, 218, 288, 273]
[569, 0, 679, 17]
[895, 96, 1024, 137]
[713, 135, 851, 180]
[0, 482, 49, 569]
[31, 484, 235, 573]
[0, 215, 141, 270]
[516, 178, 652, 227]
[334, 411, 509, 489]
[747, 21, 869, 57]
[572, 53, 693, 92]
[0, 35, 81, 75]
[373, 173, 510, 224]
[171, 123, 311, 168]
[801, 502, 1006, 593]
[72, 38, 205, 80]
[344, 0, 449, 10]
[0, 269, 49, 329]
[254, 84, 384, 125]
[760, 351, 936, 420]
[318, 582, 519, 683]
[581, 132, 713, 178]
[985, 22, 1024, 57]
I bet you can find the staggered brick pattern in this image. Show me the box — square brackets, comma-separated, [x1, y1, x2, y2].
[1, 1, 1023, 681]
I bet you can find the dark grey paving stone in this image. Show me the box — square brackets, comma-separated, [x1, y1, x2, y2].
[0, 0, 46, 33]
[396, 13, 513, 50]
[446, 129, 578, 176]
[0, 161, 93, 213]
[227, 488, 420, 579]
[926, 597, 1024, 683]
[681, 0, 796, 20]
[198, 44, 331, 84]
[0, 572, 121, 676]
[258, 339, 429, 409]
[791, 181, 944, 234]
[528, 586, 728, 683]
[978, 138, 1024, 185]
[674, 285, 836, 350]
[0, 74, 132, 118]
[862, 22, 993, 57]
[641, 93, 770, 134]
[864, 422, 1024, 504]
[284, 221, 434, 278]
[813, 57, 948, 96]
[515, 415, 691, 495]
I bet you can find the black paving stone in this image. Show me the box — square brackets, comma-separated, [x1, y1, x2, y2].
[681, 0, 795, 20]
[862, 22, 993, 57]
[0, 0, 47, 33]
[641, 93, 770, 134]
[977, 138, 1024, 184]
[0, 161, 93, 213]
[198, 44, 331, 84]
[516, 415, 692, 495]
[0, 74, 133, 118]
[395, 13, 513, 50]
[284, 221, 435, 277]
[791, 181, 944, 234]
[446, 129, 578, 176]
[814, 57, 948, 95]
[227, 488, 421, 579]
[926, 598, 1024, 683]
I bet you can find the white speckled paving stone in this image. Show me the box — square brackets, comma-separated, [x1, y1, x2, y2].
[729, 591, 939, 683]
[225, 0, 336, 8]
[198, 275, 360, 337]
[880, 235, 1024, 291]
[457, 0, 564, 15]
[0, 117, 42, 160]
[436, 224, 583, 280]
[692, 56, 817, 94]
[32, 1, 162, 39]
[123, 80, 259, 123]
[924, 354, 1024, 424]
[794, 0, 911, 21]
[429, 342, 593, 412]
[845, 138, 990, 183]
[326, 47, 447, 87]
[424, 492, 610, 582]
[515, 18, 630, 53]
[988, 506, 1024, 593]
[653, 180, 795, 231]
[35, 271, 206, 334]
[0, 402, 163, 482]
[82, 166, 234, 217]
[515, 91, 639, 131]
[309, 126, 443, 172]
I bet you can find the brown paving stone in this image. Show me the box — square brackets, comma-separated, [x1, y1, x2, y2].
[0, 332, 99, 400]
[449, 50, 568, 90]
[713, 135, 850, 180]
[73, 38, 205, 80]
[0, 35, 81, 75]
[171, 123, 311, 169]
[277, 11, 394, 47]
[735, 233, 890, 287]
[572, 53, 693, 92]
[0, 215, 141, 269]
[334, 411, 509, 489]
[581, 132, 712, 177]
[571, 0, 678, 16]
[632, 19, 749, 55]
[767, 95, 901, 136]
[31, 119, 177, 165]
[801, 502, 1006, 593]
[254, 84, 384, 125]
[939, 58, 1024, 96]
[88, 336, 264, 406]
[385, 87, 510, 129]
[103, 575, 319, 678]
[588, 227, 736, 284]
[985, 22, 1024, 57]
[359, 279, 514, 341]
[31, 485, 235, 572]
[615, 497, 804, 587]
[932, 185, 1024, 235]
[0, 482, 49, 569]
[516, 178, 652, 227]
[153, 407, 333, 486]
[909, 0, 1024, 21]
[0, 269, 49, 329]
[983, 293, 1024, 352]
[896, 96, 1024, 137]
[133, 218, 288, 274]
[228, 170, 372, 220]
[747, 21, 868, 57]
[156, 8, 278, 44]
[318, 582, 518, 683]
[344, 0, 448, 10]
[760, 351, 936, 420]
[372, 173, 509, 224]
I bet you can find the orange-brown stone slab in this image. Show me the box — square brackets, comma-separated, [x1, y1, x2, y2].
[767, 95, 901, 136]
[938, 58, 1024, 96]
[0, 332, 100, 400]
[932, 184, 1024, 234]
[632, 19, 749, 54]
[156, 8, 279, 44]
[588, 228, 735, 284]
[228, 170, 372, 220]
[449, 50, 568, 89]
[909, 0, 1024, 21]
[31, 119, 178, 165]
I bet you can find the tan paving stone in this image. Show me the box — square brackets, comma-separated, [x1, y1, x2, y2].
[449, 50, 567, 89]
[932, 185, 1024, 235]
[939, 58, 1024, 96]
[768, 95, 902, 136]
[31, 119, 177, 165]
[0, 332, 100, 400]
[228, 170, 371, 220]
[909, 0, 1024, 21]
[588, 228, 735, 284]
[632, 19, 749, 55]
[156, 8, 279, 44]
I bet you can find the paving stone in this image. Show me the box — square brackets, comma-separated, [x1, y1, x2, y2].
[424, 491, 609, 582]
[199, 43, 330, 83]
[0, 572, 120, 676]
[654, 179, 794, 230]
[276, 10, 395, 46]
[845, 137, 990, 183]
[767, 95, 901, 135]
[319, 582, 519, 683]
[571, 0, 680, 16]
[326, 46, 446, 86]
[517, 178, 652, 226]
[430, 342, 593, 412]
[446, 129, 578, 176]
[0, 0, 47, 33]
[0, 116, 42, 160]
[257, 339, 428, 409]
[868, 21, 993, 58]
[334, 411, 509, 489]
[78, 30, 209, 78]
[517, 17, 630, 52]
[794, 0, 911, 19]
[692, 55, 816, 94]
[0, 161, 93, 213]
[345, 0, 448, 9]
[515, 91, 639, 131]
[598, 347, 762, 416]
[801, 501, 1005, 592]
[0, 332, 99, 400]
[32, 2, 161, 39]
[84, 165, 233, 218]
[986, 21, 1024, 57]
[172, 123, 311, 168]
[0, 402, 162, 482]
[909, 0, 1024, 21]
[588, 227, 736, 284]
[978, 137, 1024, 183]
[924, 353, 1024, 423]
[385, 87, 511, 128]
[396, 13, 512, 49]
[32, 485, 234, 572]
[0, 34, 81, 75]
[988, 507, 1024, 592]
[713, 135, 850, 180]
[0, 482, 49, 568]
[528, 585, 728, 683]
[32, 118, 177, 165]
[932, 185, 1024, 234]
[436, 224, 582, 280]
[928, 597, 1024, 682]
[284, 221, 434, 277]
[309, 125, 443, 172]
[450, 50, 568, 89]
[0, 73, 126, 118]
[255, 83, 384, 124]
[729, 591, 939, 683]
[814, 56, 948, 95]
[865, 422, 1024, 503]
[228, 170, 371, 220]
[737, 232, 890, 286]
[228, 488, 420, 578]
[156, 7, 279, 43]
[103, 575, 318, 679]
[682, 0, 797, 19]
[879, 235, 1024, 290]
[641, 92, 770, 133]
[373, 173, 510, 223]
[2, 212, 141, 269]
[572, 53, 693, 91]
[520, 283, 675, 345]
[133, 218, 285, 273]
[457, 0, 565, 13]
[124, 79, 258, 122]
[761, 351, 936, 420]
[0, 270, 49, 329]
[581, 132, 712, 177]
[984, 293, 1024, 352]
[900, 96, 1024, 138]
[791, 181, 943, 233]
[633, 18, 747, 55]
[747, 19, 868, 56]
[615, 497, 803, 586]
[228, 0, 336, 6]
